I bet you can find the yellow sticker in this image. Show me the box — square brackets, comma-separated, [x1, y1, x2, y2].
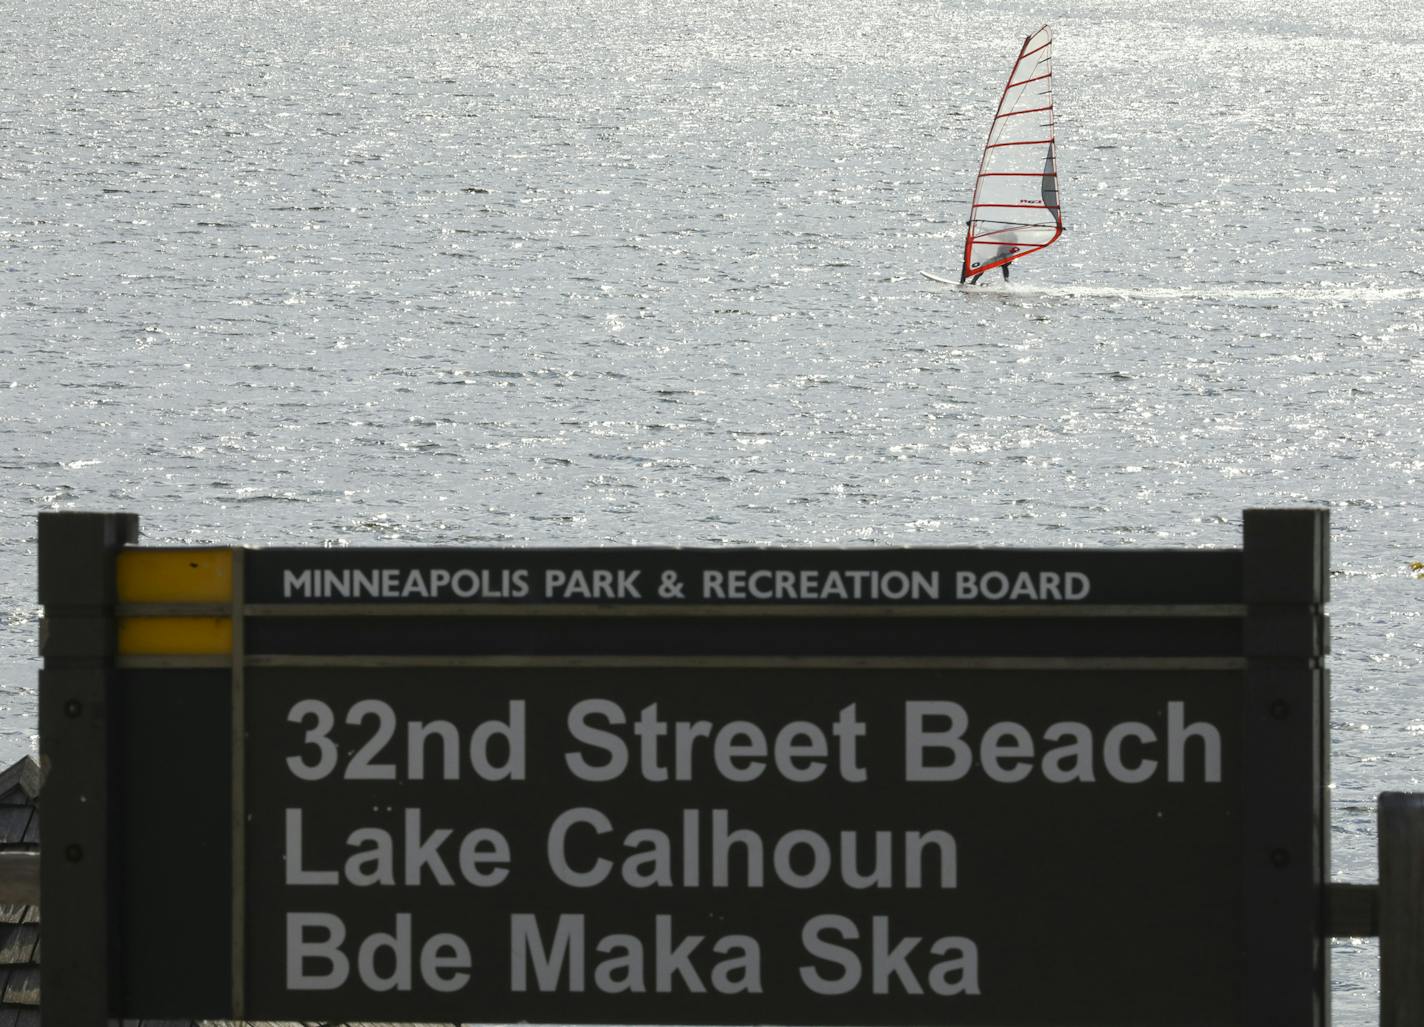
[117, 616, 233, 656]
[117, 548, 234, 604]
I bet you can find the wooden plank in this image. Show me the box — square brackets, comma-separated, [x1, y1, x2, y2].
[0, 905, 36, 927]
[0, 856, 39, 907]
[1380, 792, 1424, 1027]
[1, 965, 39, 1005]
[0, 810, 31, 847]
[0, 922, 39, 964]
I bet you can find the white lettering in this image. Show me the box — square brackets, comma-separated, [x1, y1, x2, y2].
[286, 913, 470, 993]
[904, 702, 1223, 785]
[285, 808, 338, 885]
[800, 916, 979, 997]
[566, 699, 629, 782]
[1168, 701, 1222, 782]
[512, 913, 584, 992]
[565, 701, 863, 783]
[905, 701, 972, 782]
[1104, 722, 1158, 784]
[800, 914, 860, 995]
[469, 701, 526, 781]
[288, 912, 349, 990]
[512, 915, 761, 995]
[954, 569, 1091, 601]
[549, 807, 613, 887]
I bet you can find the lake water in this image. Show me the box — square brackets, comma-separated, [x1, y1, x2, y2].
[2, 0, 1421, 1021]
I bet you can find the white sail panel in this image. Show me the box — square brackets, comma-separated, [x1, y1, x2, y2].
[961, 26, 1063, 281]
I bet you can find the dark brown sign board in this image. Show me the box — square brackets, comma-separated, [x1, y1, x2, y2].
[38, 510, 1329, 1025]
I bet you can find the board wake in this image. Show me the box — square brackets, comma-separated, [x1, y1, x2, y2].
[918, 280, 1424, 303]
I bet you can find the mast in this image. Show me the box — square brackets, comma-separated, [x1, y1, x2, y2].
[961, 26, 1064, 283]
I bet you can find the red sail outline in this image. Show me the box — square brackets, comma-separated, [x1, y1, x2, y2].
[960, 26, 1064, 283]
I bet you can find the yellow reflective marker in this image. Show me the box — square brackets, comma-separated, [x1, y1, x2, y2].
[118, 616, 233, 655]
[117, 548, 234, 604]
[117, 548, 235, 655]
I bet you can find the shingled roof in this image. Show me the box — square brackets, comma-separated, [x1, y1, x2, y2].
[0, 756, 456, 1027]
[0, 756, 41, 1027]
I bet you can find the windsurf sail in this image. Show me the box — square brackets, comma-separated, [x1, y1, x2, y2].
[961, 25, 1063, 283]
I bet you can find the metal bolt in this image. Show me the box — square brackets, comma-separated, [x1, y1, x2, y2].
[1269, 699, 1290, 721]
[1269, 848, 1290, 868]
[64, 699, 82, 718]
[65, 844, 83, 862]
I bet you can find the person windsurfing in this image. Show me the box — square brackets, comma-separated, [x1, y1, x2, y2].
[966, 243, 1013, 285]
[968, 262, 1010, 285]
[954, 27, 1064, 287]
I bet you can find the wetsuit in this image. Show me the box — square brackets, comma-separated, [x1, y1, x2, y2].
[968, 262, 1010, 285]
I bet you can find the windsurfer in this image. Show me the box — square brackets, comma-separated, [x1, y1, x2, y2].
[968, 248, 1013, 285]
[969, 263, 1010, 285]
[955, 26, 1062, 287]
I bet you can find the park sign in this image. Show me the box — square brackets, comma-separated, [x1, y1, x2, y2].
[37, 511, 1329, 1026]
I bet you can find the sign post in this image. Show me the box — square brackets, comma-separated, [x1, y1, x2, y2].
[37, 512, 138, 1025]
[38, 510, 1330, 1025]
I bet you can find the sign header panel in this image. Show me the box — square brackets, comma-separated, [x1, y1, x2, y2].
[244, 548, 1244, 607]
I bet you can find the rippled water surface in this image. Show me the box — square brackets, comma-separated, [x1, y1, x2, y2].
[2, 0, 1422, 1020]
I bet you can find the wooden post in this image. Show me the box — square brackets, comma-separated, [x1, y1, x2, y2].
[1380, 792, 1424, 1027]
[1242, 508, 1329, 1027]
[37, 511, 138, 1027]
